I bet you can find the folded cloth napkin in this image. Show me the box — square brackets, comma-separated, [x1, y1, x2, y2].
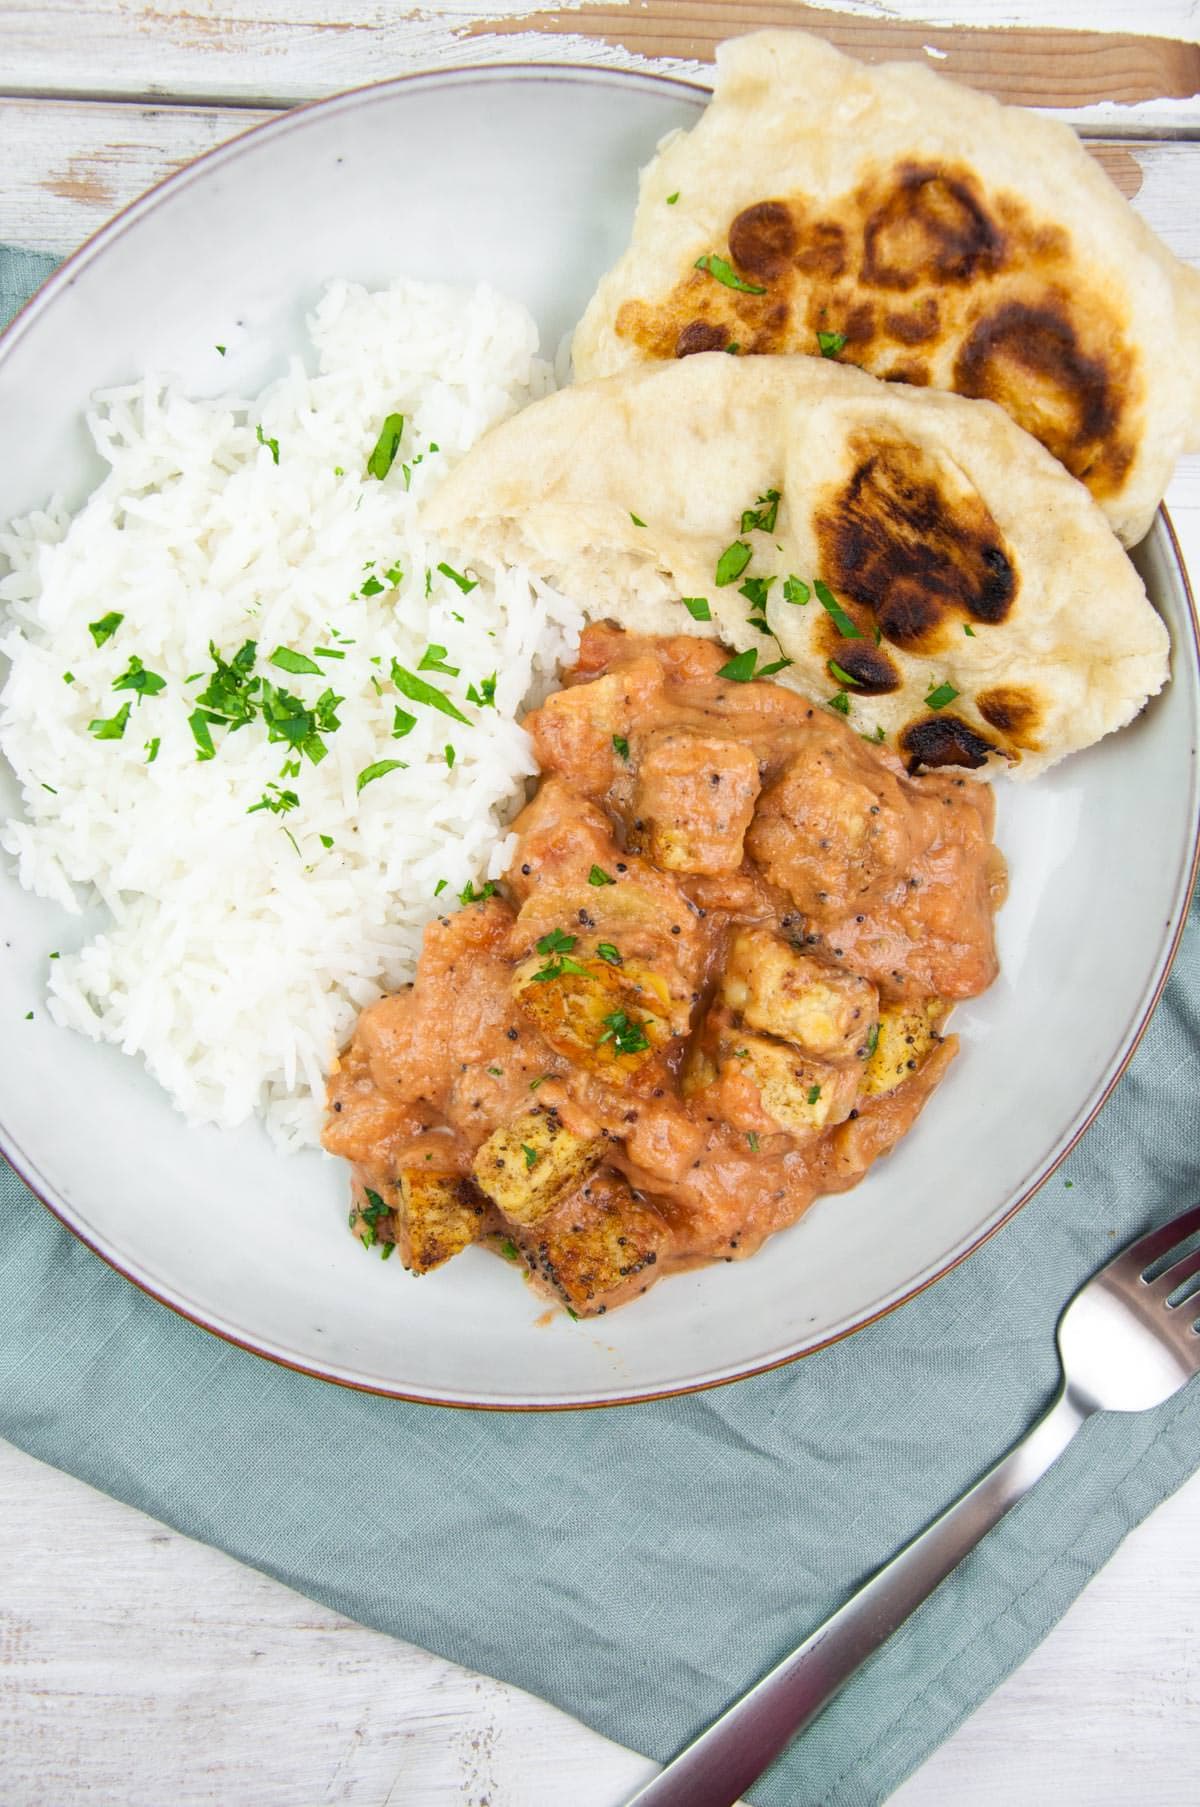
[2, 246, 1199, 1807]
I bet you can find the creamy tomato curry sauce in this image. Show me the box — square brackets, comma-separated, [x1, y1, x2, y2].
[325, 627, 1006, 1317]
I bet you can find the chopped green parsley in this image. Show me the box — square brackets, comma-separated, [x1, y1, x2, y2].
[630, 512, 647, 528]
[88, 612, 123, 648]
[783, 576, 810, 607]
[521, 1144, 539, 1171]
[925, 681, 960, 711]
[390, 660, 471, 725]
[666, 191, 680, 205]
[145, 737, 160, 764]
[716, 647, 758, 683]
[269, 646, 323, 677]
[588, 864, 615, 886]
[715, 540, 753, 587]
[248, 783, 299, 817]
[256, 423, 280, 464]
[814, 579, 861, 638]
[817, 330, 847, 358]
[530, 954, 589, 983]
[595, 942, 622, 965]
[88, 702, 131, 741]
[459, 879, 497, 905]
[366, 413, 405, 480]
[188, 710, 216, 760]
[746, 1131, 760, 1152]
[807, 1083, 822, 1105]
[828, 659, 860, 688]
[826, 691, 851, 716]
[113, 655, 166, 698]
[419, 644, 460, 677]
[598, 1010, 650, 1056]
[739, 576, 776, 617]
[465, 673, 497, 709]
[391, 706, 417, 739]
[740, 489, 780, 534]
[694, 253, 766, 295]
[356, 759, 407, 793]
[437, 561, 478, 595]
[612, 734, 630, 760]
[537, 928, 577, 956]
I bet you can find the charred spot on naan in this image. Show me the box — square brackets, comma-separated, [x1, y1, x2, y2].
[814, 436, 1017, 653]
[611, 165, 1141, 513]
[820, 639, 903, 695]
[729, 200, 798, 280]
[675, 319, 730, 357]
[976, 684, 1044, 749]
[899, 715, 1000, 774]
[883, 298, 941, 346]
[954, 298, 1136, 497]
[860, 165, 1006, 290]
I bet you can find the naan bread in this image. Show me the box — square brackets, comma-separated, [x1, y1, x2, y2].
[425, 354, 1169, 781]
[573, 30, 1200, 547]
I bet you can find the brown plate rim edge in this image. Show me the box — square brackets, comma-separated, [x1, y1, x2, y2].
[0, 61, 1196, 1412]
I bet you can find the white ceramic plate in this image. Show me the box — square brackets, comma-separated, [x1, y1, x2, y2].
[1, 67, 1197, 1408]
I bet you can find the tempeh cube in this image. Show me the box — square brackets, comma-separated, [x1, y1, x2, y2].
[472, 1106, 604, 1226]
[862, 1000, 948, 1096]
[722, 928, 878, 1062]
[634, 730, 761, 874]
[519, 1168, 672, 1316]
[735, 1034, 861, 1136]
[513, 951, 672, 1082]
[394, 1171, 489, 1274]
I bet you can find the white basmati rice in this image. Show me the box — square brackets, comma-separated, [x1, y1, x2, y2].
[0, 277, 583, 1149]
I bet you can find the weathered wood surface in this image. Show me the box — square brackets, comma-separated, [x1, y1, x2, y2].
[0, 0, 1198, 122]
[3, 1435, 1199, 1805]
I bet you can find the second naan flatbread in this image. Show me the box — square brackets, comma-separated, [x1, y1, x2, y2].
[425, 354, 1169, 781]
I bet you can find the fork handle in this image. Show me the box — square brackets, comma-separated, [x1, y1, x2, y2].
[626, 1387, 1089, 1807]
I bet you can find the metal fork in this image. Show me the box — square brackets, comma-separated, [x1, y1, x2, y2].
[627, 1203, 1200, 1807]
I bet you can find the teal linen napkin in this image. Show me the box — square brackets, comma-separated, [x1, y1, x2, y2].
[3, 247, 1199, 1806]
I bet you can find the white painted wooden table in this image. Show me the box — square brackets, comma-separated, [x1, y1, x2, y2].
[2, 2, 1199, 1802]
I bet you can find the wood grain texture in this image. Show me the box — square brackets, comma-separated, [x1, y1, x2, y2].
[3, 97, 1182, 257]
[1, 1432, 1198, 1805]
[467, 1, 1200, 107]
[0, 0, 1198, 116]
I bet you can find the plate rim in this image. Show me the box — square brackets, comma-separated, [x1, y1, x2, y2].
[2, 60, 1198, 1411]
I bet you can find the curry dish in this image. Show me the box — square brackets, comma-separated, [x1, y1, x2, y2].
[325, 626, 1006, 1317]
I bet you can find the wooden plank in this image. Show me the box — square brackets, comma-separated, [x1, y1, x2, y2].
[5, 95, 1196, 261]
[0, 100, 276, 254]
[467, 2, 1200, 110]
[0, 0, 1198, 118]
